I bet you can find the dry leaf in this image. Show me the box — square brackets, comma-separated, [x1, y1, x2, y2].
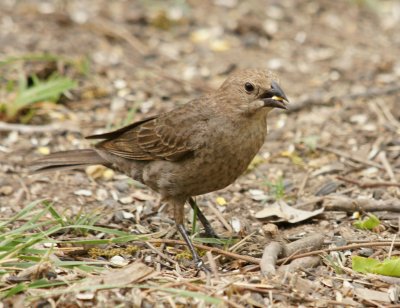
[255, 200, 324, 223]
[354, 287, 391, 303]
[80, 261, 153, 287]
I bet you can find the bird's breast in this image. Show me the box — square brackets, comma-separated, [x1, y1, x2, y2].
[184, 117, 267, 195]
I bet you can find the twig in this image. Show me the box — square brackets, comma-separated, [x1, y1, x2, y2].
[206, 201, 233, 233]
[277, 241, 400, 265]
[387, 234, 397, 259]
[336, 176, 400, 188]
[376, 99, 400, 130]
[378, 152, 397, 182]
[16, 176, 31, 202]
[289, 85, 400, 113]
[86, 17, 212, 93]
[145, 239, 261, 265]
[283, 234, 324, 257]
[145, 242, 177, 266]
[260, 241, 282, 277]
[297, 171, 310, 197]
[324, 196, 400, 212]
[228, 231, 256, 253]
[317, 146, 384, 170]
[0, 121, 80, 133]
[85, 18, 148, 55]
[278, 256, 320, 273]
[206, 251, 220, 280]
[292, 188, 358, 210]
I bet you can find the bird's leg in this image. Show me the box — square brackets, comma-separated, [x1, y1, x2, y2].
[188, 197, 219, 239]
[173, 198, 209, 271]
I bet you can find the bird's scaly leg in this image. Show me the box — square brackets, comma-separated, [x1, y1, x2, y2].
[188, 197, 219, 239]
[173, 197, 209, 271]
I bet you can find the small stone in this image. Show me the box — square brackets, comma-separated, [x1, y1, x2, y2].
[86, 165, 114, 180]
[230, 217, 241, 233]
[249, 189, 267, 201]
[131, 191, 155, 201]
[104, 199, 118, 208]
[114, 210, 134, 222]
[119, 196, 133, 204]
[102, 169, 115, 181]
[262, 223, 278, 236]
[114, 79, 127, 89]
[37, 147, 50, 155]
[110, 255, 128, 267]
[74, 189, 92, 197]
[76, 292, 95, 300]
[215, 197, 226, 206]
[43, 242, 57, 248]
[359, 248, 374, 257]
[96, 189, 108, 201]
[0, 186, 13, 195]
[114, 181, 130, 193]
[121, 211, 135, 220]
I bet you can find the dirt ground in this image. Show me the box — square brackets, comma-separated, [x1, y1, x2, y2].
[1, 0, 400, 307]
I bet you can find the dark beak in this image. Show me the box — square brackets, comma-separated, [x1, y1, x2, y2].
[261, 81, 289, 110]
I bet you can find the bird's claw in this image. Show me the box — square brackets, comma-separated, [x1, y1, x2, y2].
[194, 259, 211, 274]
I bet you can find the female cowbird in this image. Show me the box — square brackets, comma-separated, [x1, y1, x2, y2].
[30, 69, 289, 270]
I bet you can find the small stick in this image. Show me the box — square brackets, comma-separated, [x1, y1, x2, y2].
[317, 146, 384, 170]
[85, 18, 148, 55]
[146, 239, 261, 265]
[0, 121, 80, 133]
[145, 242, 177, 266]
[228, 231, 256, 252]
[289, 85, 400, 113]
[207, 201, 233, 233]
[260, 241, 282, 277]
[278, 256, 320, 273]
[324, 196, 400, 212]
[277, 241, 400, 265]
[376, 99, 400, 130]
[387, 234, 397, 259]
[206, 251, 220, 279]
[378, 152, 397, 182]
[283, 234, 324, 257]
[297, 171, 310, 197]
[337, 176, 400, 188]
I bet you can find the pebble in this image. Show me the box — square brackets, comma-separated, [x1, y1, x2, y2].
[114, 210, 134, 222]
[96, 189, 108, 201]
[249, 189, 267, 201]
[230, 217, 241, 233]
[76, 293, 95, 300]
[110, 255, 128, 267]
[114, 181, 130, 192]
[119, 196, 133, 204]
[0, 185, 13, 195]
[74, 189, 92, 197]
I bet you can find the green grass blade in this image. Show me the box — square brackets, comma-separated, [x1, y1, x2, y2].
[7, 77, 76, 117]
[0, 199, 45, 229]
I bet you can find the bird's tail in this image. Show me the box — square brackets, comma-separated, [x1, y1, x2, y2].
[29, 149, 108, 173]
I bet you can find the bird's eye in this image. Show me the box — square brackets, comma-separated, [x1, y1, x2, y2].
[244, 82, 255, 93]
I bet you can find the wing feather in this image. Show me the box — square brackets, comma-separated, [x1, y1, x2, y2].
[94, 101, 208, 161]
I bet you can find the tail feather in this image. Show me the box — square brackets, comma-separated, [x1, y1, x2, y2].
[29, 149, 108, 173]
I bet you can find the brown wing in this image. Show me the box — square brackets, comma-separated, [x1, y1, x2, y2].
[90, 102, 208, 161]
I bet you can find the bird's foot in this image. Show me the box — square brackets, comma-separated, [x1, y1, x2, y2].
[194, 258, 211, 274]
[177, 223, 211, 273]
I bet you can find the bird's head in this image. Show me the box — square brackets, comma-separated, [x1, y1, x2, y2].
[216, 69, 289, 115]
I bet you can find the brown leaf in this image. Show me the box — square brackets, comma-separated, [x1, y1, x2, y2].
[80, 261, 154, 287]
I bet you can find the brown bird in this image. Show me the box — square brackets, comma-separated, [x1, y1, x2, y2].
[30, 69, 289, 270]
